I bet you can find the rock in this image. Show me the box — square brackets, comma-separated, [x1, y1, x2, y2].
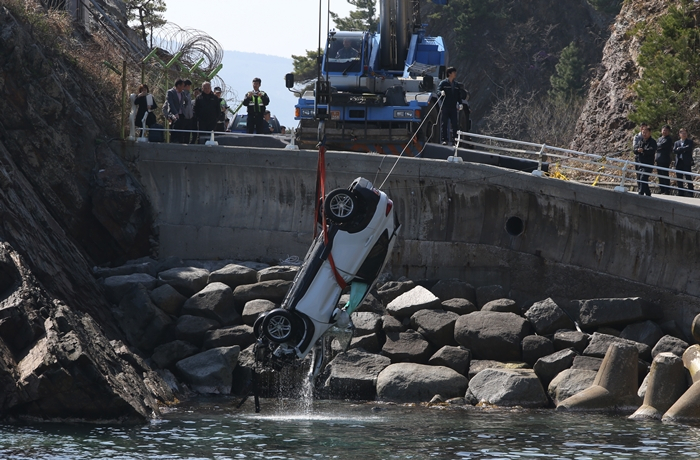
[159, 267, 210, 297]
[620, 320, 664, 349]
[386, 286, 441, 319]
[202, 325, 255, 350]
[93, 261, 156, 279]
[241, 299, 276, 326]
[381, 330, 433, 363]
[548, 369, 597, 406]
[583, 332, 651, 362]
[651, 335, 689, 359]
[410, 309, 459, 347]
[475, 285, 507, 309]
[469, 368, 548, 408]
[174, 315, 220, 347]
[454, 311, 531, 361]
[575, 297, 662, 329]
[155, 256, 185, 274]
[232, 280, 292, 306]
[237, 261, 269, 271]
[524, 298, 575, 336]
[597, 327, 621, 337]
[428, 346, 471, 375]
[658, 320, 686, 342]
[209, 264, 258, 289]
[441, 298, 477, 315]
[377, 280, 415, 305]
[181, 282, 239, 326]
[149, 283, 187, 316]
[113, 284, 171, 352]
[350, 333, 382, 353]
[352, 311, 383, 336]
[692, 314, 700, 344]
[381, 314, 406, 333]
[481, 298, 519, 314]
[257, 265, 298, 282]
[0, 304, 37, 354]
[630, 353, 688, 420]
[175, 346, 240, 394]
[522, 335, 555, 366]
[430, 279, 476, 303]
[376, 363, 468, 402]
[103, 273, 157, 304]
[533, 348, 578, 386]
[323, 349, 391, 400]
[468, 360, 529, 380]
[353, 292, 385, 315]
[151, 340, 199, 369]
[553, 330, 590, 354]
[572, 355, 603, 371]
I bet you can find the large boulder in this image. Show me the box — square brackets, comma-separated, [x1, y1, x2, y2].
[533, 349, 578, 387]
[352, 311, 383, 336]
[575, 297, 662, 329]
[441, 298, 477, 315]
[525, 298, 575, 335]
[323, 349, 391, 400]
[428, 346, 471, 376]
[350, 333, 382, 353]
[113, 284, 171, 352]
[376, 280, 416, 305]
[454, 311, 531, 361]
[174, 315, 220, 347]
[202, 325, 256, 350]
[522, 335, 555, 366]
[430, 279, 476, 303]
[175, 346, 240, 394]
[181, 282, 239, 326]
[651, 335, 689, 359]
[257, 265, 298, 282]
[241, 299, 276, 326]
[553, 330, 590, 354]
[103, 273, 157, 304]
[548, 369, 597, 405]
[481, 298, 519, 314]
[572, 355, 603, 371]
[149, 283, 187, 316]
[620, 321, 664, 350]
[233, 280, 291, 306]
[382, 330, 433, 363]
[583, 332, 651, 362]
[468, 368, 548, 408]
[381, 314, 406, 333]
[386, 286, 441, 319]
[376, 363, 468, 402]
[410, 309, 459, 348]
[150, 340, 199, 369]
[159, 267, 210, 297]
[209, 264, 257, 289]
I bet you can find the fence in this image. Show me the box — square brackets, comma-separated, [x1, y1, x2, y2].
[455, 131, 699, 197]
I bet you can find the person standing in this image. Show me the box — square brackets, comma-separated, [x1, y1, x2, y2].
[182, 79, 194, 144]
[243, 77, 270, 134]
[166, 78, 187, 143]
[674, 128, 695, 197]
[655, 125, 674, 194]
[194, 82, 220, 142]
[634, 125, 656, 196]
[437, 67, 466, 145]
[134, 84, 158, 129]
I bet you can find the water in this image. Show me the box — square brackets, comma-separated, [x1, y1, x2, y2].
[1, 398, 699, 459]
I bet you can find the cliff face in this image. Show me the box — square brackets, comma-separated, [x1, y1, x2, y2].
[0, 4, 168, 422]
[570, 0, 669, 155]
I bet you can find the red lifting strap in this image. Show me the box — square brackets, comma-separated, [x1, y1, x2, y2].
[328, 252, 348, 290]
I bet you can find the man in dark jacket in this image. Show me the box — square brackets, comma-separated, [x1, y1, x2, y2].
[634, 125, 656, 196]
[166, 78, 187, 143]
[655, 125, 674, 194]
[437, 67, 467, 145]
[194, 82, 221, 142]
[243, 77, 270, 134]
[673, 128, 695, 197]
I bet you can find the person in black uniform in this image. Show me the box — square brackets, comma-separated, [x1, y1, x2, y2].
[634, 125, 656, 196]
[193, 82, 220, 143]
[243, 77, 270, 134]
[673, 128, 695, 197]
[437, 67, 466, 145]
[655, 125, 674, 194]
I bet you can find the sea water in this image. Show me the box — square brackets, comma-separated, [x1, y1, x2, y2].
[0, 398, 699, 459]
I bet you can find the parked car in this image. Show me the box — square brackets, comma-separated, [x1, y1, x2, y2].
[228, 113, 282, 134]
[253, 177, 400, 377]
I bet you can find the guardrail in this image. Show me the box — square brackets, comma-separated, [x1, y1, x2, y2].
[455, 131, 699, 197]
[130, 125, 297, 149]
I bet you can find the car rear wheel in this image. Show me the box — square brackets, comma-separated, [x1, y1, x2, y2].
[262, 309, 295, 343]
[324, 189, 358, 223]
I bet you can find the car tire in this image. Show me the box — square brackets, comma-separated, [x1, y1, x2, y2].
[253, 314, 265, 339]
[324, 189, 358, 223]
[261, 309, 295, 343]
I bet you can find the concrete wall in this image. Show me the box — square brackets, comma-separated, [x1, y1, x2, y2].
[132, 143, 700, 336]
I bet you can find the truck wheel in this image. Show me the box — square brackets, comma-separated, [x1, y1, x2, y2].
[262, 309, 295, 343]
[324, 189, 358, 223]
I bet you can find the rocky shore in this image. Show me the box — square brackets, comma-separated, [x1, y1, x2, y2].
[96, 256, 700, 423]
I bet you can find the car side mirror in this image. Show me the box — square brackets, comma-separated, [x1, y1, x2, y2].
[285, 73, 294, 89]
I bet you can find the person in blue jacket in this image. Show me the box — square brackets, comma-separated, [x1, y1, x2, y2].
[437, 67, 467, 145]
[673, 128, 695, 197]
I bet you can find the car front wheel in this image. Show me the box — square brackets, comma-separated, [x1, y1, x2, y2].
[262, 309, 295, 343]
[324, 189, 358, 223]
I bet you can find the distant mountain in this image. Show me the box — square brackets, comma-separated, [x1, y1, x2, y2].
[218, 50, 298, 129]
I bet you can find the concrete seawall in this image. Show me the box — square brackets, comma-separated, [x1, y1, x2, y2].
[131, 143, 700, 336]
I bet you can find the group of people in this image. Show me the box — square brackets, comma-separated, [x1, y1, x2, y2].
[633, 123, 696, 197]
[134, 77, 275, 144]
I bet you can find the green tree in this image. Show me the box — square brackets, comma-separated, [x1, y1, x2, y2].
[549, 41, 586, 103]
[630, 0, 700, 130]
[292, 49, 324, 82]
[330, 0, 378, 32]
[587, 0, 622, 15]
[126, 0, 167, 46]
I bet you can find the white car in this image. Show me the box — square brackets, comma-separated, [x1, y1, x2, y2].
[253, 177, 400, 377]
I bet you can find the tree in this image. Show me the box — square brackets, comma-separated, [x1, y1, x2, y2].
[126, 0, 167, 46]
[549, 41, 586, 103]
[329, 0, 378, 33]
[292, 49, 324, 82]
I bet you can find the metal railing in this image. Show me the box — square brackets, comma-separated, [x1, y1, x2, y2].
[455, 131, 699, 197]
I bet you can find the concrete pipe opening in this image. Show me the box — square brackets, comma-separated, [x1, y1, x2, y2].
[505, 216, 524, 237]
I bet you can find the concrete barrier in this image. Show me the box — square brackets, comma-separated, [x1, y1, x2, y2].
[662, 345, 700, 423]
[131, 143, 700, 336]
[629, 352, 687, 420]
